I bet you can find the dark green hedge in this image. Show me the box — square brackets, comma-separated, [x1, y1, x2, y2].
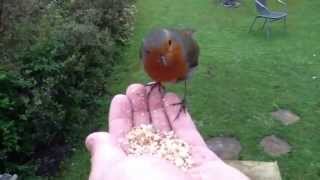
[0, 0, 136, 176]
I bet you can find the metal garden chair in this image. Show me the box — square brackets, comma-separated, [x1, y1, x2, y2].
[249, 0, 288, 38]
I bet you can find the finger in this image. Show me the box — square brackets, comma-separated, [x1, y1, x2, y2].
[109, 94, 133, 140]
[85, 132, 126, 180]
[126, 84, 151, 126]
[163, 92, 206, 147]
[146, 85, 171, 132]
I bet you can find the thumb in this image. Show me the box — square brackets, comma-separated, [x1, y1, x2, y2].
[85, 132, 126, 180]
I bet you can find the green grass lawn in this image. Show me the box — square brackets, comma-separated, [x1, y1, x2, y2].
[55, 0, 320, 179]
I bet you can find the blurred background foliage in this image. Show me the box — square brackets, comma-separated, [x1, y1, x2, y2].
[0, 0, 136, 177]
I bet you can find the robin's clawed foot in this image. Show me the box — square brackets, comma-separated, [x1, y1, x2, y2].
[171, 98, 187, 120]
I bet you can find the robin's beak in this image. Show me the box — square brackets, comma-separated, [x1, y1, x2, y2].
[160, 55, 168, 66]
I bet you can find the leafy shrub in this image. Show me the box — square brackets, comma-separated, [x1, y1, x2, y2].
[0, 0, 136, 176]
[70, 0, 137, 43]
[0, 70, 33, 174]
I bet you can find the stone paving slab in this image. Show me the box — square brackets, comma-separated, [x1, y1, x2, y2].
[226, 161, 282, 180]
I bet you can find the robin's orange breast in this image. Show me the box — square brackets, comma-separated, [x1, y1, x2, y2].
[144, 45, 188, 83]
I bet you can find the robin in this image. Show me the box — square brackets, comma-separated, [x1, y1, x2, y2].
[140, 28, 200, 120]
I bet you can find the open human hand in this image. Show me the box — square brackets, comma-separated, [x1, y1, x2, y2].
[85, 84, 249, 180]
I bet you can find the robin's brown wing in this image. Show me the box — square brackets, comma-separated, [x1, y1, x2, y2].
[172, 30, 199, 81]
[180, 30, 199, 69]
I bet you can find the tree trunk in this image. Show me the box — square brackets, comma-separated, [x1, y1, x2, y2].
[0, 0, 4, 32]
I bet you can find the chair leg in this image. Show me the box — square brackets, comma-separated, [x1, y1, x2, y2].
[283, 17, 287, 33]
[261, 18, 267, 30]
[266, 19, 271, 39]
[249, 17, 258, 33]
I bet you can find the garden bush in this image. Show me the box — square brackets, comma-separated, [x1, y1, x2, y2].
[0, 0, 136, 177]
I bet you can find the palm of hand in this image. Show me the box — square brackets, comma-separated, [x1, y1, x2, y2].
[86, 84, 248, 180]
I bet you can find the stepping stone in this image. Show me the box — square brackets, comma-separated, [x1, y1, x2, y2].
[206, 137, 242, 160]
[260, 135, 291, 157]
[272, 109, 300, 125]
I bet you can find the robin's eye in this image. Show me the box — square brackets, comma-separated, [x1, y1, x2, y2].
[168, 40, 172, 46]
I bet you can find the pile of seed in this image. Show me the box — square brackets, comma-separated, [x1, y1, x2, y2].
[125, 124, 193, 171]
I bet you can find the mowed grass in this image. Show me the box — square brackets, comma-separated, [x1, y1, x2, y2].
[56, 0, 320, 179]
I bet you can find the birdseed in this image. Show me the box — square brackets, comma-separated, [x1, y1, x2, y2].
[125, 124, 193, 171]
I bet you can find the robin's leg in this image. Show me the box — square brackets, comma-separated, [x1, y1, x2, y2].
[171, 80, 187, 120]
[144, 82, 165, 122]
